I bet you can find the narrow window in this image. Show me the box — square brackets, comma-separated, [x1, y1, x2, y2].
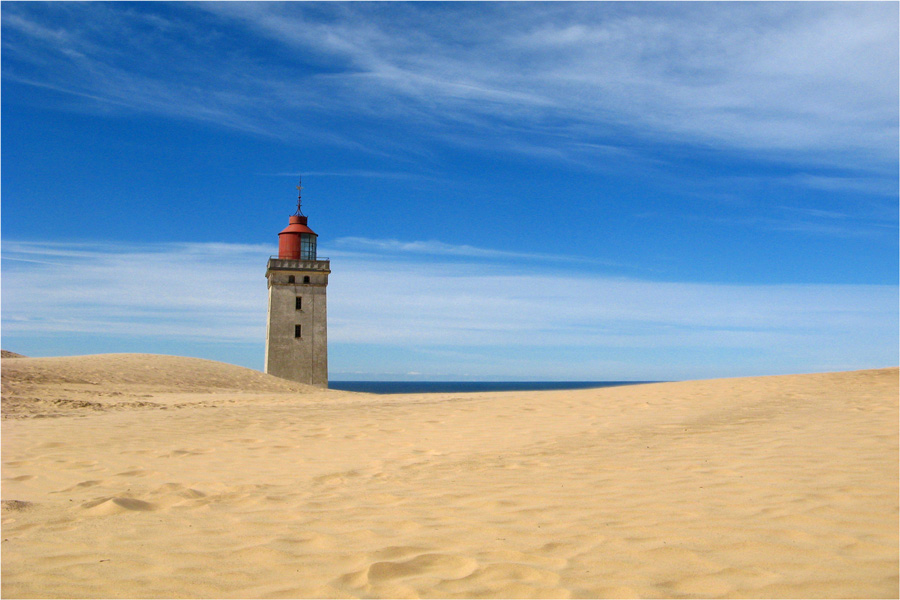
[303, 276, 311, 284]
[287, 275, 295, 283]
[294, 324, 302, 338]
[295, 296, 302, 310]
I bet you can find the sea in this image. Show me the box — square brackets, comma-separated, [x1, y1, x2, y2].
[328, 381, 651, 395]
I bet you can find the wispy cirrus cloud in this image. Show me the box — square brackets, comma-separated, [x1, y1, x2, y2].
[330, 237, 626, 267]
[2, 2, 896, 169]
[1, 241, 270, 342]
[779, 173, 900, 198]
[206, 2, 898, 165]
[3, 239, 896, 379]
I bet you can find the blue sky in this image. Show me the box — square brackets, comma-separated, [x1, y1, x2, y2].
[2, 2, 897, 381]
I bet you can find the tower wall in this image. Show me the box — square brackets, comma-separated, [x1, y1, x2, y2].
[265, 260, 330, 387]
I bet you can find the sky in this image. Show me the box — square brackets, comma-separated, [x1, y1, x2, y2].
[2, 1, 898, 381]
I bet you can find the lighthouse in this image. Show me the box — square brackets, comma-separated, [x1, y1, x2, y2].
[264, 179, 330, 386]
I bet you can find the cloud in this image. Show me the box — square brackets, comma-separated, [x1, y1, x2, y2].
[3, 239, 896, 379]
[2, 241, 270, 342]
[177, 2, 900, 165]
[2, 3, 896, 169]
[331, 237, 625, 267]
[781, 173, 900, 197]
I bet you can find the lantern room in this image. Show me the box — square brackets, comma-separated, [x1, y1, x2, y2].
[278, 215, 317, 260]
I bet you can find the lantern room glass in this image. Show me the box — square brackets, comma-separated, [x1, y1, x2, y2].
[300, 233, 317, 260]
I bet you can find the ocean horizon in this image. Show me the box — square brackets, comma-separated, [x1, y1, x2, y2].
[328, 381, 654, 395]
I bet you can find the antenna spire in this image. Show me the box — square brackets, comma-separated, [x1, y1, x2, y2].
[294, 177, 305, 216]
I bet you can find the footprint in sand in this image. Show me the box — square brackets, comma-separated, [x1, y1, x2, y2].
[75, 480, 103, 487]
[2, 500, 35, 511]
[49, 480, 105, 494]
[58, 460, 99, 470]
[37, 442, 67, 449]
[154, 483, 207, 499]
[81, 497, 157, 514]
[177, 489, 207, 499]
[116, 469, 145, 477]
[365, 553, 478, 583]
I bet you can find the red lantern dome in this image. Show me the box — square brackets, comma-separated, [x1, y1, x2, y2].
[278, 215, 317, 260]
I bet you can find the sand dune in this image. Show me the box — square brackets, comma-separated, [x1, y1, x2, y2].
[1, 355, 897, 598]
[1, 353, 326, 419]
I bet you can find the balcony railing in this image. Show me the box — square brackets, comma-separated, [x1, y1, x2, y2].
[267, 256, 331, 272]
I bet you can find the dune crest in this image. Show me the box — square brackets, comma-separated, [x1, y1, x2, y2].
[2, 353, 326, 419]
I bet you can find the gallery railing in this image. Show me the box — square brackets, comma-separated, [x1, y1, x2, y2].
[267, 257, 331, 271]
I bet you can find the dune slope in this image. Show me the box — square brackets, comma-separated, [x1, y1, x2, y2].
[2, 361, 897, 598]
[1, 353, 322, 418]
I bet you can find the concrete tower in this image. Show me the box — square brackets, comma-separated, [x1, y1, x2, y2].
[265, 180, 330, 386]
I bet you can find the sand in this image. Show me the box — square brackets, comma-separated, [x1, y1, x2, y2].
[1, 354, 897, 598]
